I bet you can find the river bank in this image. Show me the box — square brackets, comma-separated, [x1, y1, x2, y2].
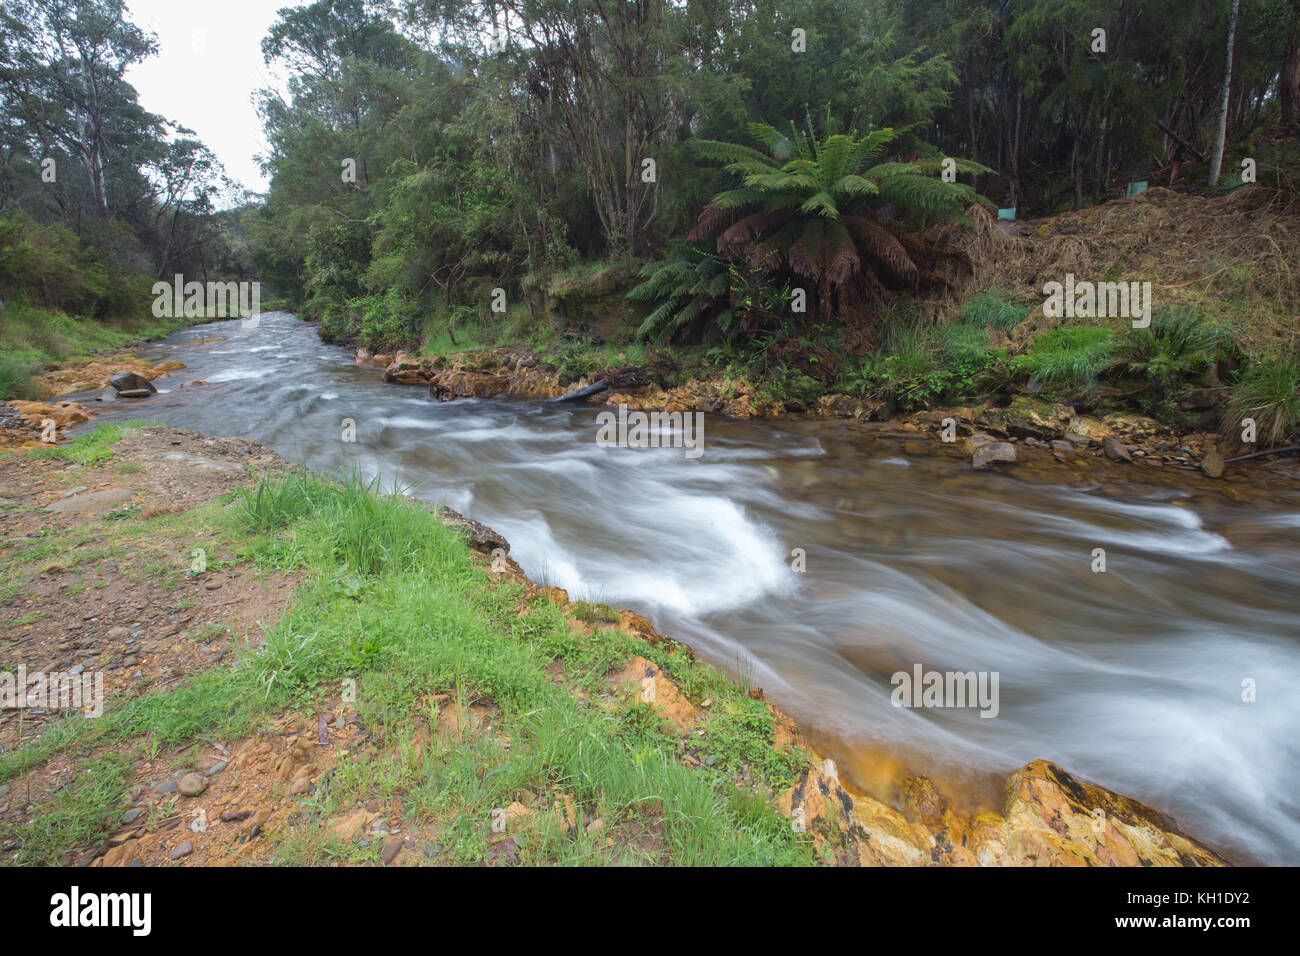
[0, 422, 1232, 866]
[357, 342, 1296, 486]
[5, 314, 1298, 864]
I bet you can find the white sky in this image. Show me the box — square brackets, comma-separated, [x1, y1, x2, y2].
[124, 0, 302, 197]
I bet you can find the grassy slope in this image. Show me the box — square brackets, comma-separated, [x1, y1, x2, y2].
[0, 426, 812, 866]
[0, 305, 203, 400]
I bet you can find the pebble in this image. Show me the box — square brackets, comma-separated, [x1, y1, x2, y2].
[169, 840, 193, 860]
[123, 807, 144, 825]
[153, 780, 178, 795]
[178, 773, 207, 797]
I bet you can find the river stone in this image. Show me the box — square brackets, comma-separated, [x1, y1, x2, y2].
[382, 838, 403, 864]
[115, 388, 153, 398]
[1103, 436, 1133, 462]
[178, 772, 207, 797]
[972, 441, 1017, 470]
[109, 370, 157, 395]
[1200, 451, 1225, 479]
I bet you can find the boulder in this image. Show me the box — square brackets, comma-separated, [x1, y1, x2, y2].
[972, 441, 1017, 470]
[109, 370, 157, 395]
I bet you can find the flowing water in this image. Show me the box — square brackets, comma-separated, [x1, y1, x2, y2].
[80, 313, 1300, 864]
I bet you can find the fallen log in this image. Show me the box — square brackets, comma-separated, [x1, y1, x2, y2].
[547, 381, 611, 404]
[1224, 445, 1300, 463]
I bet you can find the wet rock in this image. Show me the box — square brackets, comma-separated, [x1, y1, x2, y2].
[1103, 436, 1132, 462]
[1200, 451, 1225, 479]
[1050, 439, 1073, 453]
[1001, 760, 1227, 867]
[116, 388, 152, 399]
[437, 506, 510, 555]
[383, 351, 429, 385]
[972, 441, 1017, 470]
[973, 400, 1073, 441]
[109, 371, 157, 395]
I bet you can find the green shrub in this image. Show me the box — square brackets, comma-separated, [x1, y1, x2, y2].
[1225, 357, 1300, 447]
[1113, 306, 1232, 393]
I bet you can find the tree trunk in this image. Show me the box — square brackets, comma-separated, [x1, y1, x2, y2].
[1282, 10, 1300, 128]
[1208, 0, 1241, 186]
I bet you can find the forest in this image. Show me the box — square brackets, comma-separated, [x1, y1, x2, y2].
[2, 0, 1298, 428]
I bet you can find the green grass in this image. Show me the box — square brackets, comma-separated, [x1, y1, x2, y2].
[956, 289, 1032, 332]
[0, 303, 199, 400]
[27, 420, 151, 465]
[1, 468, 813, 865]
[1011, 325, 1115, 397]
[1226, 356, 1300, 447]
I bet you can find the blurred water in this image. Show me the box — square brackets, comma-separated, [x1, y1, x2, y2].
[82, 313, 1300, 864]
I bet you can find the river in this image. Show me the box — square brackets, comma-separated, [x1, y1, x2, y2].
[78, 312, 1300, 864]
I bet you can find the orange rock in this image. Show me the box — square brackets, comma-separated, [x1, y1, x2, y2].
[9, 400, 91, 429]
[613, 656, 698, 733]
[1000, 760, 1227, 867]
